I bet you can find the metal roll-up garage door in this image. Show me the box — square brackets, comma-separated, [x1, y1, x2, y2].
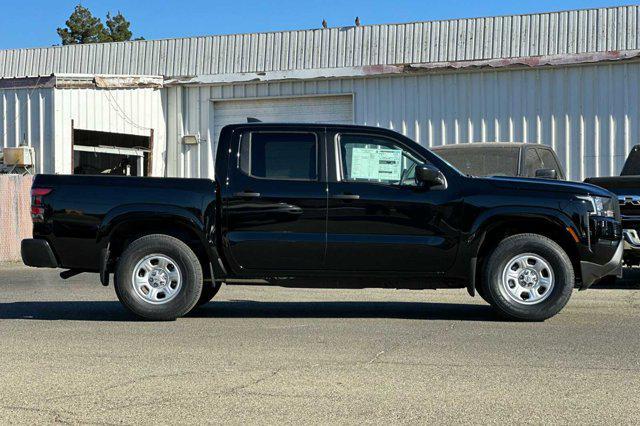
[212, 95, 353, 143]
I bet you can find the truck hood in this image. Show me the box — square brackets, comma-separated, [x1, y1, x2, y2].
[483, 176, 613, 197]
[584, 176, 640, 196]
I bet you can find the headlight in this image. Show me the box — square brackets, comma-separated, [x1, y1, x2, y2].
[576, 195, 615, 218]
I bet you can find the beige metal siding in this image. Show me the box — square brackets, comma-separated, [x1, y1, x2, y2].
[1, 6, 638, 78]
[167, 61, 640, 181]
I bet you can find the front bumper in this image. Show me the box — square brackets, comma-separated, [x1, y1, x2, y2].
[21, 239, 58, 268]
[580, 240, 623, 289]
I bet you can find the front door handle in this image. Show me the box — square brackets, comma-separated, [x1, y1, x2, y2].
[333, 194, 360, 200]
[234, 191, 261, 198]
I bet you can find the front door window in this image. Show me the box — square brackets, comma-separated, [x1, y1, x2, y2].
[337, 134, 422, 186]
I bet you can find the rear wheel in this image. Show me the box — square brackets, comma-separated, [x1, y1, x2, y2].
[481, 233, 574, 321]
[114, 234, 203, 320]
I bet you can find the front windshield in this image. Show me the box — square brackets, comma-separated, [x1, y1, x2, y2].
[431, 146, 520, 177]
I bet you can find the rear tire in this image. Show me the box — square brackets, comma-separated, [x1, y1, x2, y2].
[481, 233, 574, 321]
[114, 234, 203, 321]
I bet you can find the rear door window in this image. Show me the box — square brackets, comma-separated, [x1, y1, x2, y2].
[239, 132, 318, 181]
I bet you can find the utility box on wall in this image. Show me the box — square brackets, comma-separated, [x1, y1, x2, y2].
[3, 147, 36, 166]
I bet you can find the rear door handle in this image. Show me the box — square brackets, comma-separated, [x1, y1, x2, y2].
[234, 191, 261, 198]
[333, 194, 360, 200]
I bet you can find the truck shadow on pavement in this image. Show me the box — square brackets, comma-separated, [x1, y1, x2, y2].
[0, 300, 501, 322]
[190, 300, 501, 321]
[590, 268, 640, 290]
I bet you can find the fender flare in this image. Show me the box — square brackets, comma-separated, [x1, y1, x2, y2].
[97, 203, 226, 279]
[462, 206, 578, 296]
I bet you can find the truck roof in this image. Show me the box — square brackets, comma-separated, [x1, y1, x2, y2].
[222, 122, 401, 133]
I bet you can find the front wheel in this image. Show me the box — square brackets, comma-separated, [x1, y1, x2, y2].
[114, 234, 203, 320]
[481, 233, 574, 321]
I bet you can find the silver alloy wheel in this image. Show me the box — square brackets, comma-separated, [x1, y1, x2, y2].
[131, 254, 182, 305]
[500, 253, 555, 305]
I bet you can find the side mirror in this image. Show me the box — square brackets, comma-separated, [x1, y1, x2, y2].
[415, 164, 447, 189]
[535, 168, 558, 179]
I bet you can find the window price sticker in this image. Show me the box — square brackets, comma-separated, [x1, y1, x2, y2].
[350, 147, 403, 181]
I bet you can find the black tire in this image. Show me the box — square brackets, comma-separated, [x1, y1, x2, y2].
[196, 282, 222, 307]
[481, 233, 574, 321]
[114, 234, 203, 321]
[474, 282, 492, 304]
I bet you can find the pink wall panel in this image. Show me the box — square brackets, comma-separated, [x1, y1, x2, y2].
[0, 175, 33, 263]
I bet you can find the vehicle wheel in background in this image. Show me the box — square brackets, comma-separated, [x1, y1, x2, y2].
[481, 233, 574, 321]
[114, 234, 203, 321]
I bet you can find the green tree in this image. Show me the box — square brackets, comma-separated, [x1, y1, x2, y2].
[57, 5, 142, 45]
[57, 5, 109, 45]
[105, 12, 144, 42]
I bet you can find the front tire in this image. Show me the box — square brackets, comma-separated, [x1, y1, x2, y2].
[114, 234, 203, 320]
[481, 233, 574, 321]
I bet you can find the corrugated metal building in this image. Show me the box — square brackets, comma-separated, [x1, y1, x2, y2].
[1, 5, 639, 180]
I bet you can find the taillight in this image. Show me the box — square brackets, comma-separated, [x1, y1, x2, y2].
[31, 187, 52, 222]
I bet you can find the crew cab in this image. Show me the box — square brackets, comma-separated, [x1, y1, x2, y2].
[431, 142, 565, 179]
[22, 124, 622, 321]
[586, 144, 640, 266]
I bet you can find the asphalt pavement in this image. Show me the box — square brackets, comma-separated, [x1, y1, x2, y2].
[0, 264, 639, 425]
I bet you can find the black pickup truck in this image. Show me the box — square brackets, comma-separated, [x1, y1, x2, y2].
[586, 145, 640, 266]
[22, 123, 622, 321]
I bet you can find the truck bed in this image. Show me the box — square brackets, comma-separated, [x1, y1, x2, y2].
[30, 174, 217, 270]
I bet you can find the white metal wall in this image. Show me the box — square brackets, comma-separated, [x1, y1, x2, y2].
[0, 86, 166, 175]
[54, 87, 166, 175]
[1, 6, 638, 78]
[168, 61, 640, 181]
[212, 95, 353, 142]
[0, 87, 54, 173]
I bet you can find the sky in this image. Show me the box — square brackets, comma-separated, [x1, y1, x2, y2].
[0, 0, 630, 50]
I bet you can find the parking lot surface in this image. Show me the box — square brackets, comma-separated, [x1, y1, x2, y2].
[0, 265, 639, 425]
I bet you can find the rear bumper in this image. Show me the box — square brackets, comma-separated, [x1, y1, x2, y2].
[580, 240, 623, 289]
[21, 239, 58, 268]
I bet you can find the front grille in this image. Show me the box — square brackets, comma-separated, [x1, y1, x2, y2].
[618, 195, 640, 217]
